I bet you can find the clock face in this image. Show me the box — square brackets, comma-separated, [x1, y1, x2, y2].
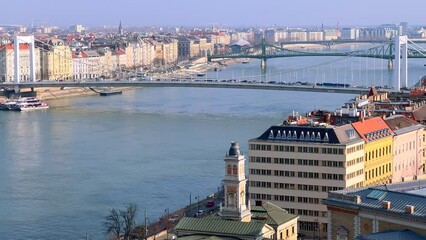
[227, 186, 236, 193]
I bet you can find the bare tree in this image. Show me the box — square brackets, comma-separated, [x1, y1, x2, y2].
[121, 203, 137, 240]
[104, 208, 122, 240]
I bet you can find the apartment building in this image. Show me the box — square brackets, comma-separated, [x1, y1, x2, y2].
[248, 123, 365, 238]
[0, 44, 41, 82]
[352, 117, 393, 186]
[384, 115, 425, 182]
[40, 38, 72, 80]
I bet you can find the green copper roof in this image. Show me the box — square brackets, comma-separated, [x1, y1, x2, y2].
[175, 217, 267, 237]
[251, 202, 298, 226]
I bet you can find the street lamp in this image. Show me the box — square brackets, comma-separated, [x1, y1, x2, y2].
[195, 196, 200, 216]
[165, 208, 170, 240]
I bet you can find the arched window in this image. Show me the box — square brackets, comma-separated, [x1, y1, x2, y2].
[227, 165, 232, 175]
[233, 165, 238, 175]
[228, 193, 235, 207]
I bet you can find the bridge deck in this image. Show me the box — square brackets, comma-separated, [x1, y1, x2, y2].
[1, 81, 376, 95]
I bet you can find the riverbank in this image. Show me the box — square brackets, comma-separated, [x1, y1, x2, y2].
[36, 86, 136, 101]
[0, 58, 243, 103]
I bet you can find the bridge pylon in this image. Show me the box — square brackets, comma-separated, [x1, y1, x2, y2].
[394, 35, 408, 90]
[14, 35, 36, 93]
[261, 37, 267, 73]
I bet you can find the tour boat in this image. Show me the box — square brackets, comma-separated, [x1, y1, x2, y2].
[9, 97, 49, 111]
[0, 99, 18, 110]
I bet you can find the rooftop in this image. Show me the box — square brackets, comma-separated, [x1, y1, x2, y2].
[175, 217, 268, 238]
[351, 117, 393, 142]
[253, 123, 362, 145]
[355, 229, 426, 240]
[324, 180, 426, 222]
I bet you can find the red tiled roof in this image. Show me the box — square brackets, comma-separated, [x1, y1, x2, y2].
[116, 50, 125, 55]
[0, 44, 30, 50]
[352, 117, 393, 142]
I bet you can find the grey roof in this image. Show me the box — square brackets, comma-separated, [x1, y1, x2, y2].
[324, 180, 426, 222]
[333, 124, 363, 144]
[253, 124, 362, 145]
[230, 39, 250, 47]
[228, 142, 241, 156]
[355, 229, 426, 240]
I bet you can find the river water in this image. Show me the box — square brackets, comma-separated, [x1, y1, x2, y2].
[1, 44, 426, 239]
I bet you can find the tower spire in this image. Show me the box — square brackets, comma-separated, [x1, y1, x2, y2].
[118, 20, 123, 35]
[220, 141, 252, 222]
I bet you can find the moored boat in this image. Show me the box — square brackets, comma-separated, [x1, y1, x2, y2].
[99, 90, 122, 96]
[0, 99, 18, 110]
[9, 97, 49, 111]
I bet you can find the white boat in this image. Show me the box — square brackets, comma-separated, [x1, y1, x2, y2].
[10, 97, 49, 111]
[0, 99, 18, 110]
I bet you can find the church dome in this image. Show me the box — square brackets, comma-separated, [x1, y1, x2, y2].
[228, 141, 241, 156]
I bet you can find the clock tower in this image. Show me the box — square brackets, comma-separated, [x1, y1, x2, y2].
[221, 141, 251, 222]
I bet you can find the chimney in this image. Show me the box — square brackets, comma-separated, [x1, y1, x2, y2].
[405, 205, 415, 214]
[382, 201, 391, 209]
[354, 195, 361, 204]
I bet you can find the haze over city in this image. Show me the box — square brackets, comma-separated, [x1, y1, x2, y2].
[2, 0, 425, 27]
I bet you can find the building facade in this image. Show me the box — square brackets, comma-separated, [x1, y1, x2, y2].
[248, 123, 365, 238]
[384, 115, 425, 182]
[40, 38, 73, 80]
[0, 44, 41, 82]
[324, 180, 426, 239]
[352, 117, 393, 186]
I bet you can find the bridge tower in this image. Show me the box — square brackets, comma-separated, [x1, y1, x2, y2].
[261, 37, 267, 73]
[14, 35, 36, 84]
[394, 35, 408, 91]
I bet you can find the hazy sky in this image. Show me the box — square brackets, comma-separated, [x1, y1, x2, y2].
[2, 0, 425, 27]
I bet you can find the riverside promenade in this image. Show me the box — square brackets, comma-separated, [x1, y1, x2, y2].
[142, 190, 223, 240]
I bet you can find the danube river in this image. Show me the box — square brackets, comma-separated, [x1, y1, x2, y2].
[1, 49, 425, 239]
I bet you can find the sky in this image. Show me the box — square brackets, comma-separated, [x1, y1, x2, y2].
[2, 0, 425, 28]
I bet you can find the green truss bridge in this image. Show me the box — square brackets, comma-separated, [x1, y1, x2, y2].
[208, 38, 426, 72]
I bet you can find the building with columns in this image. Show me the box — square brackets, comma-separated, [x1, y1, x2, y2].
[323, 180, 426, 239]
[175, 142, 298, 240]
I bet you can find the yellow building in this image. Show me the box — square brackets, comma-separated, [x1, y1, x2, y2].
[352, 117, 393, 186]
[98, 48, 114, 78]
[41, 38, 72, 80]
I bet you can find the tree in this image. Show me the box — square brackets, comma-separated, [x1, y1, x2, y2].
[104, 208, 122, 240]
[121, 203, 137, 240]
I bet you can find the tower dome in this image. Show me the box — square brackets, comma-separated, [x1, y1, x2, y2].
[228, 141, 241, 156]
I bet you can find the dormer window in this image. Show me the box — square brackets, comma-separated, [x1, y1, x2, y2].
[282, 130, 287, 139]
[292, 131, 297, 140]
[276, 130, 281, 139]
[316, 132, 321, 141]
[324, 132, 329, 142]
[268, 130, 274, 139]
[300, 131, 305, 140]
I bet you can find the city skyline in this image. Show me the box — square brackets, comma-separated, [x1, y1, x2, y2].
[1, 0, 425, 28]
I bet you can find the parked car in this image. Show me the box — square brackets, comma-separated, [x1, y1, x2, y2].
[168, 215, 179, 222]
[206, 201, 215, 208]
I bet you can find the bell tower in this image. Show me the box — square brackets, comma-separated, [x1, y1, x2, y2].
[221, 141, 251, 222]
